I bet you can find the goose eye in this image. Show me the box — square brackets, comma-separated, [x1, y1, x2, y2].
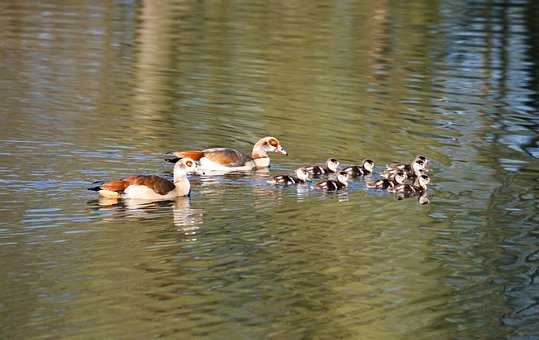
[186, 160, 193, 167]
[269, 139, 278, 147]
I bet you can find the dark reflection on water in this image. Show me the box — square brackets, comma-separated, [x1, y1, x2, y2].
[1, 0, 539, 338]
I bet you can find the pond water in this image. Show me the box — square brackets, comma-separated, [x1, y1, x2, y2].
[1, 1, 539, 338]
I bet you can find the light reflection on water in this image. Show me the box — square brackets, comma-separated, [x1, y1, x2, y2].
[1, 0, 539, 338]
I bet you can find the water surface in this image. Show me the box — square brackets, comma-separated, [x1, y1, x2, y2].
[1, 1, 539, 338]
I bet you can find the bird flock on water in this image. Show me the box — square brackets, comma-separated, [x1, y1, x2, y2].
[89, 136, 432, 205]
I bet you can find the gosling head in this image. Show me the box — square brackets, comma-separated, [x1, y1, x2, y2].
[337, 171, 350, 186]
[418, 174, 431, 188]
[415, 155, 428, 167]
[394, 170, 407, 185]
[295, 167, 310, 182]
[412, 159, 427, 173]
[327, 158, 340, 173]
[362, 159, 375, 173]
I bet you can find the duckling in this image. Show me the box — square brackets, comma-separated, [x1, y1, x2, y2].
[342, 159, 375, 178]
[88, 158, 197, 200]
[415, 155, 428, 168]
[303, 158, 340, 177]
[269, 167, 310, 186]
[366, 170, 407, 190]
[387, 155, 428, 170]
[315, 171, 349, 191]
[418, 192, 430, 205]
[382, 156, 427, 181]
[388, 174, 430, 195]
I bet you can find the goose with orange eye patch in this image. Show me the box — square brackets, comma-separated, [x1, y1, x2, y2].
[167, 136, 287, 173]
[88, 158, 197, 200]
[265, 137, 288, 156]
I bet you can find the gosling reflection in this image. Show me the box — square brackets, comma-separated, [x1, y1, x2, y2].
[394, 190, 430, 205]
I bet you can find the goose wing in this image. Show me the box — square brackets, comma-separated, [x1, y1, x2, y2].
[98, 175, 175, 195]
[201, 148, 251, 167]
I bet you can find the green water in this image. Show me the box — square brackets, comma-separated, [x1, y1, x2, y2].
[1, 1, 539, 338]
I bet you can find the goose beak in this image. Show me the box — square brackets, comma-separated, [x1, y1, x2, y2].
[165, 156, 181, 163]
[278, 146, 288, 156]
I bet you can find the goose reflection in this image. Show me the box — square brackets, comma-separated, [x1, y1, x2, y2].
[171, 197, 204, 237]
[90, 197, 204, 229]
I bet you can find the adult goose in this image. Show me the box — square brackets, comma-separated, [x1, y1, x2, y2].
[167, 136, 287, 172]
[89, 158, 197, 200]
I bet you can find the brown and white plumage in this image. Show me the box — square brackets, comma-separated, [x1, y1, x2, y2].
[382, 155, 428, 181]
[269, 167, 309, 186]
[89, 158, 197, 200]
[366, 170, 407, 190]
[303, 158, 340, 178]
[167, 136, 287, 173]
[387, 155, 428, 170]
[315, 172, 349, 191]
[418, 192, 430, 205]
[388, 174, 431, 195]
[342, 159, 375, 178]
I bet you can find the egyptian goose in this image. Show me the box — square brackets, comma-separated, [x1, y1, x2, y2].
[302, 158, 340, 178]
[394, 155, 428, 168]
[88, 158, 197, 200]
[167, 136, 287, 172]
[366, 169, 407, 190]
[388, 174, 431, 195]
[315, 172, 350, 191]
[382, 155, 428, 180]
[269, 167, 310, 185]
[342, 159, 375, 177]
[417, 192, 430, 205]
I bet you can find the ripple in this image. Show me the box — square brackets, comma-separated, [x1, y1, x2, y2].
[1, 0, 539, 338]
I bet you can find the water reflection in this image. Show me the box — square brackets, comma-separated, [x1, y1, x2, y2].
[172, 198, 204, 235]
[395, 190, 431, 205]
[1, 0, 539, 338]
[91, 197, 204, 231]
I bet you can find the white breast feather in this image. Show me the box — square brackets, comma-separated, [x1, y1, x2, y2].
[200, 157, 255, 172]
[123, 185, 177, 200]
